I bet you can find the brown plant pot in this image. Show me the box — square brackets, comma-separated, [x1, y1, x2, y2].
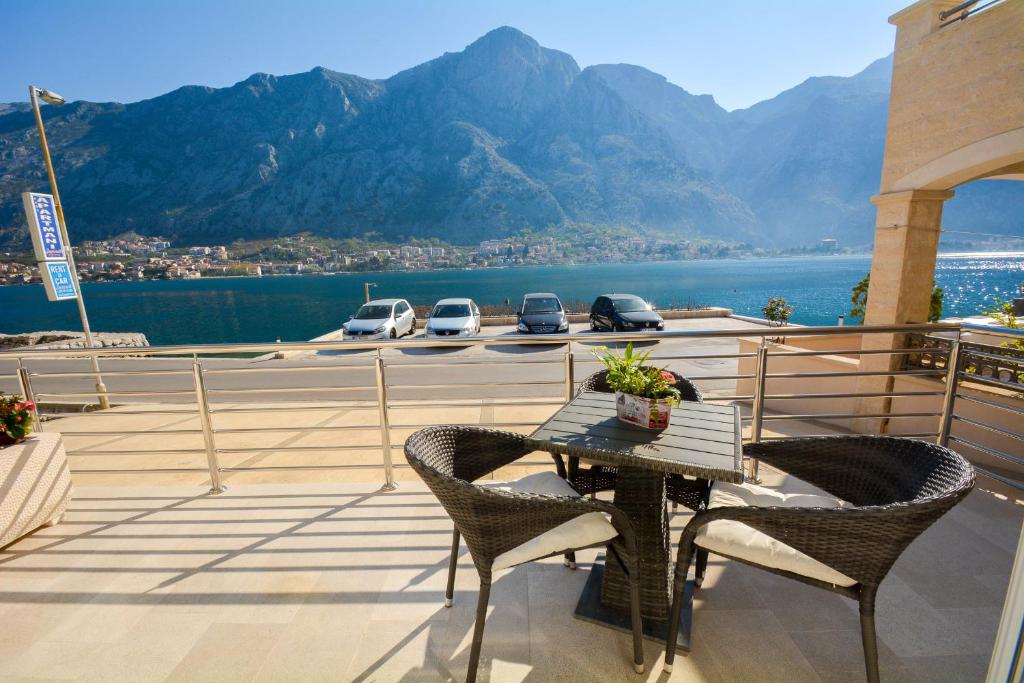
[0, 433, 27, 447]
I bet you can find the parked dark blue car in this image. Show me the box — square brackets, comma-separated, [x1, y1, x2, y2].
[517, 293, 569, 334]
[589, 294, 664, 332]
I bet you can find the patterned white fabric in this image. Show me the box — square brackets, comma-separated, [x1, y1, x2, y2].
[484, 472, 617, 570]
[695, 480, 856, 587]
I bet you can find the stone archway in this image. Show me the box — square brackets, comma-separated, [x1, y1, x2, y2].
[892, 127, 1024, 192]
[854, 0, 1024, 429]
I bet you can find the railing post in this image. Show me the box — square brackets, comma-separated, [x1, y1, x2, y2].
[375, 352, 397, 491]
[564, 349, 575, 401]
[192, 361, 225, 494]
[748, 340, 769, 483]
[16, 360, 41, 432]
[938, 338, 962, 447]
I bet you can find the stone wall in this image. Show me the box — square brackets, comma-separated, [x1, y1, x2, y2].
[0, 331, 149, 351]
[882, 0, 1024, 190]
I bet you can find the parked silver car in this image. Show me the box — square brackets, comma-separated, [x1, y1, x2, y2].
[425, 298, 481, 337]
[342, 299, 416, 340]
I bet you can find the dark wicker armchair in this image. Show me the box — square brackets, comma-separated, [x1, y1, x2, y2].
[565, 367, 709, 507]
[663, 436, 976, 683]
[405, 426, 646, 682]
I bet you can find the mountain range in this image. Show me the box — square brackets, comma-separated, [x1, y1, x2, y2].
[0, 27, 1020, 248]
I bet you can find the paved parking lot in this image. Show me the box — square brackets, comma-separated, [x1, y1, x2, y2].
[0, 317, 764, 406]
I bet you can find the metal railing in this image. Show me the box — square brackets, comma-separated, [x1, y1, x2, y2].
[908, 333, 1024, 386]
[939, 0, 1007, 27]
[3, 321, 1021, 491]
[936, 336, 1024, 490]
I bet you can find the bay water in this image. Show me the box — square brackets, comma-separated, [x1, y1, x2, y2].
[1, 253, 1020, 346]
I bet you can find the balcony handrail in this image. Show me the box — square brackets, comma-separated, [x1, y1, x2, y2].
[6, 319, 1021, 493]
[939, 0, 1006, 26]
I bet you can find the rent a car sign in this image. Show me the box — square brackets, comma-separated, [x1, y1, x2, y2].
[41, 261, 78, 301]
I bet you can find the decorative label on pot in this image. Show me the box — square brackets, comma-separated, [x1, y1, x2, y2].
[615, 391, 672, 430]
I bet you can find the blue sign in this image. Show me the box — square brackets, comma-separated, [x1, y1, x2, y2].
[22, 192, 67, 261]
[41, 261, 78, 301]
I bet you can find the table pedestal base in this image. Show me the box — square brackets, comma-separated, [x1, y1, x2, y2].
[574, 558, 692, 650]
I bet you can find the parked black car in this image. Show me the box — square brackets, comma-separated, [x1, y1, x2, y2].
[517, 292, 569, 334]
[589, 294, 664, 331]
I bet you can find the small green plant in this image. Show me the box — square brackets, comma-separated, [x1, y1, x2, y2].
[593, 343, 681, 403]
[849, 273, 943, 324]
[0, 393, 35, 443]
[850, 275, 870, 323]
[982, 299, 1024, 370]
[985, 299, 1020, 331]
[763, 297, 794, 327]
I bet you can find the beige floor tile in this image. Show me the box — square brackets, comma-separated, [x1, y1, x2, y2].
[342, 618, 454, 682]
[253, 616, 368, 682]
[77, 613, 215, 682]
[0, 480, 1017, 681]
[788, 628, 903, 679]
[690, 557, 768, 612]
[743, 569, 861, 632]
[694, 609, 821, 682]
[900, 653, 990, 683]
[0, 639, 112, 680]
[165, 622, 286, 683]
[870, 575, 979, 658]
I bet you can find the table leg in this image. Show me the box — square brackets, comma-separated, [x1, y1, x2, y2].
[600, 465, 671, 619]
[572, 463, 692, 647]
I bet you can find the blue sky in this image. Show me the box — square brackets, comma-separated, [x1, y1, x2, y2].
[1, 0, 907, 111]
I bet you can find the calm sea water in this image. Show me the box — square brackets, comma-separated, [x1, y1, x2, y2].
[1, 253, 1021, 345]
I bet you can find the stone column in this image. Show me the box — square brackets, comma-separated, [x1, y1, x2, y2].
[853, 189, 953, 433]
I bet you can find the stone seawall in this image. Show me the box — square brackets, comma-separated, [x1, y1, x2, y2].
[0, 331, 150, 351]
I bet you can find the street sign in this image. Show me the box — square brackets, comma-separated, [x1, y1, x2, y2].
[40, 261, 78, 301]
[22, 192, 67, 261]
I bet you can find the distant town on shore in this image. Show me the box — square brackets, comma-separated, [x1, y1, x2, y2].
[0, 230, 870, 285]
[2, 224, 1019, 286]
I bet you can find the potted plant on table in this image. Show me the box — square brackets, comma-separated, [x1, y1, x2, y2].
[594, 343, 681, 430]
[0, 394, 35, 446]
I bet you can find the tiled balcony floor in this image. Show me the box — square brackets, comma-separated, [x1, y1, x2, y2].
[0, 471, 1020, 682]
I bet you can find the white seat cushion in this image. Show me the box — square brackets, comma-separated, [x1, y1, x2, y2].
[483, 472, 617, 571]
[694, 480, 856, 587]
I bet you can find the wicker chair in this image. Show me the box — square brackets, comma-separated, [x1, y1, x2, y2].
[405, 426, 646, 683]
[663, 436, 976, 683]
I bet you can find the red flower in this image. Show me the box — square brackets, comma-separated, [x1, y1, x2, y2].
[659, 370, 676, 384]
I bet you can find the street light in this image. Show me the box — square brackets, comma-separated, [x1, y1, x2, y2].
[364, 282, 377, 303]
[29, 85, 109, 409]
[35, 88, 65, 106]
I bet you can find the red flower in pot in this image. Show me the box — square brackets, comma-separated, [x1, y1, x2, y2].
[594, 343, 681, 430]
[0, 393, 36, 446]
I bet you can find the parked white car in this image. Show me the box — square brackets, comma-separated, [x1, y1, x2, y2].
[342, 299, 416, 340]
[425, 298, 481, 337]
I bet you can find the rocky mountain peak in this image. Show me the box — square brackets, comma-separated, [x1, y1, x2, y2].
[0, 35, 1018, 248]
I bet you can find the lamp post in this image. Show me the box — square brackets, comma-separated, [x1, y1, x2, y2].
[364, 282, 377, 303]
[29, 85, 109, 410]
